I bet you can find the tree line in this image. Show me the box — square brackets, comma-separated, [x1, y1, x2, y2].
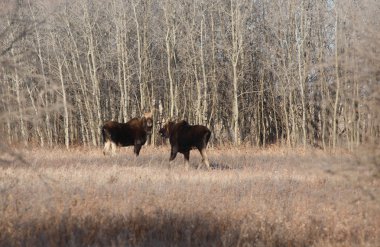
[0, 0, 379, 150]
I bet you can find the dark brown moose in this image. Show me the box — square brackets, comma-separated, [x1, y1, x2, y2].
[102, 112, 153, 156]
[159, 120, 211, 169]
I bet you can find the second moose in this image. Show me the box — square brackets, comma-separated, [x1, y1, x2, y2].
[159, 120, 211, 169]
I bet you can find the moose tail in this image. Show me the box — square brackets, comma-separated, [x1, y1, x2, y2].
[204, 130, 211, 147]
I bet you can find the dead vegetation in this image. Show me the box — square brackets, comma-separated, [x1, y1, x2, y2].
[0, 147, 379, 246]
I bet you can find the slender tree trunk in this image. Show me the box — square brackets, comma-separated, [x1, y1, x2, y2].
[84, 4, 102, 146]
[296, 5, 307, 148]
[133, 0, 145, 113]
[12, 60, 27, 146]
[26, 85, 44, 146]
[230, 0, 242, 145]
[209, 11, 218, 136]
[200, 18, 208, 124]
[333, 12, 340, 149]
[57, 62, 70, 149]
[166, 28, 175, 118]
[28, 1, 51, 147]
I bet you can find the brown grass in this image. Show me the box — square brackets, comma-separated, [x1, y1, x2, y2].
[0, 146, 379, 246]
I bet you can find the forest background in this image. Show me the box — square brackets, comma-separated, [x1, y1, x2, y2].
[0, 0, 379, 154]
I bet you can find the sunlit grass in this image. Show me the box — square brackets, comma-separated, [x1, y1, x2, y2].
[0, 146, 379, 246]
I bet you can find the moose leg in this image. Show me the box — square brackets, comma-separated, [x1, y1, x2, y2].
[110, 141, 116, 155]
[103, 141, 111, 155]
[200, 148, 210, 170]
[168, 146, 178, 169]
[111, 142, 117, 155]
[183, 150, 190, 170]
[169, 146, 178, 161]
[134, 144, 142, 157]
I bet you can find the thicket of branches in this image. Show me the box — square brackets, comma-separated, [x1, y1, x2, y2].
[0, 0, 379, 150]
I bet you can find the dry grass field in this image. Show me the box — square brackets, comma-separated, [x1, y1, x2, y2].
[0, 146, 379, 247]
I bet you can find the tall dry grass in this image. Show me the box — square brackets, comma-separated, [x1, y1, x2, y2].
[0, 146, 379, 246]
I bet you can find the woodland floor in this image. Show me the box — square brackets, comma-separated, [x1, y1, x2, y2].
[0, 146, 379, 246]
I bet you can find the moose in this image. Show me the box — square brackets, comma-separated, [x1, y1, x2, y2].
[102, 112, 153, 156]
[159, 120, 211, 169]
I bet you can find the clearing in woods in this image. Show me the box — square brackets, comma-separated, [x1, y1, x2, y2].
[0, 146, 379, 246]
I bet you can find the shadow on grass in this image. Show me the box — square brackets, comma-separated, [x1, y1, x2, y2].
[0, 208, 322, 247]
[210, 162, 232, 170]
